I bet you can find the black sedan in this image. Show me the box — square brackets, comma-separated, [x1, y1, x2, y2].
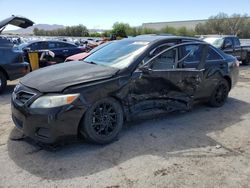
[11, 35, 239, 144]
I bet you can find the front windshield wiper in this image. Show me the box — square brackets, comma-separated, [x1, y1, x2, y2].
[84, 61, 97, 65]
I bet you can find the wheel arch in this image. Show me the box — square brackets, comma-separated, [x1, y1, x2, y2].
[76, 95, 126, 138]
[0, 66, 9, 80]
[223, 75, 232, 91]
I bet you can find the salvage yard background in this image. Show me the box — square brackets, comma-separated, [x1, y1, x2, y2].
[0, 66, 249, 188]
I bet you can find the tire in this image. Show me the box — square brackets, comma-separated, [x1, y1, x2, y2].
[0, 71, 7, 94]
[208, 79, 229, 107]
[80, 97, 124, 144]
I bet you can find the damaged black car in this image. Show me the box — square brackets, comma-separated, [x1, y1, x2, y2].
[11, 35, 239, 144]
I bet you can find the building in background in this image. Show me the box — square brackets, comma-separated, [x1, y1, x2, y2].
[142, 19, 207, 30]
[142, 17, 250, 31]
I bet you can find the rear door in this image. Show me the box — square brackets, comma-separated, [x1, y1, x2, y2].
[196, 46, 227, 99]
[55, 42, 77, 60]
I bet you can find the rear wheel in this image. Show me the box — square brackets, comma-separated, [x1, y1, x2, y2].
[208, 79, 229, 107]
[80, 97, 124, 144]
[0, 71, 7, 94]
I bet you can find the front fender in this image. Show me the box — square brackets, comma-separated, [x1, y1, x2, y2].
[63, 75, 130, 106]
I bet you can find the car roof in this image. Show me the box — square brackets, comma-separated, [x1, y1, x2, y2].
[25, 40, 77, 46]
[123, 35, 202, 43]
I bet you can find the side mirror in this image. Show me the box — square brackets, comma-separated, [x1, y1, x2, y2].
[139, 66, 152, 74]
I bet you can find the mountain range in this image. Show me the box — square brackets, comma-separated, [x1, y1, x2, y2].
[3, 24, 107, 35]
[4, 24, 65, 35]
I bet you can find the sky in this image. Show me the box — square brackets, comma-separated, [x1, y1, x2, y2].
[1, 0, 250, 30]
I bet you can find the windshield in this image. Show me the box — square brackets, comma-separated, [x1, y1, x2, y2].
[15, 42, 28, 50]
[84, 40, 149, 69]
[203, 37, 224, 48]
[88, 42, 111, 54]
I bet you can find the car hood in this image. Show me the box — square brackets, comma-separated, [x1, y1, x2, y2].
[20, 61, 119, 92]
[0, 15, 34, 33]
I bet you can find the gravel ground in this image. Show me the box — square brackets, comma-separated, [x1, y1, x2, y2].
[0, 66, 250, 188]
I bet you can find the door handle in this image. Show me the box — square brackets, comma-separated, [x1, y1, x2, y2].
[63, 50, 69, 52]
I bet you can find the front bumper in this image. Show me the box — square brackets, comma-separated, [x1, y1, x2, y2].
[11, 93, 86, 144]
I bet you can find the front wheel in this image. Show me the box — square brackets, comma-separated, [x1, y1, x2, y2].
[208, 79, 229, 107]
[0, 71, 7, 94]
[80, 97, 124, 144]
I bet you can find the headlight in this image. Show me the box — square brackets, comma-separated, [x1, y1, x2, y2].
[30, 94, 80, 108]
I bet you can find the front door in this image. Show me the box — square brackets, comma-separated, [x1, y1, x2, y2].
[128, 42, 207, 114]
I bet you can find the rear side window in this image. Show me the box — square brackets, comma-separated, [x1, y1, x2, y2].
[57, 42, 76, 48]
[48, 42, 57, 49]
[206, 47, 223, 60]
[29, 42, 47, 50]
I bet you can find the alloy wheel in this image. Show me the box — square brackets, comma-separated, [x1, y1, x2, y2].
[91, 103, 118, 136]
[214, 83, 228, 105]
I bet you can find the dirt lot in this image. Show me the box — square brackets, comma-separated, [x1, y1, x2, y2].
[0, 66, 250, 188]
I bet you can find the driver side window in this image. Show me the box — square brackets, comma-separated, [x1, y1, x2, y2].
[141, 43, 177, 70]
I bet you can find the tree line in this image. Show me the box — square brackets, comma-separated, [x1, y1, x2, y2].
[33, 25, 89, 37]
[33, 13, 250, 38]
[195, 13, 250, 38]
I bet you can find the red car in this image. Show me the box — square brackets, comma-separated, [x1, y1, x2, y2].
[65, 42, 112, 62]
[65, 52, 90, 62]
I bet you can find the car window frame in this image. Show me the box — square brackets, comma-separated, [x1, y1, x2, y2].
[57, 41, 76, 48]
[140, 41, 207, 71]
[223, 38, 233, 49]
[29, 41, 48, 50]
[179, 44, 203, 63]
[48, 41, 58, 49]
[206, 46, 225, 62]
[138, 41, 179, 69]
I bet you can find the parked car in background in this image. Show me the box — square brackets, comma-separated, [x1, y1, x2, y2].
[203, 35, 250, 65]
[65, 41, 112, 62]
[19, 40, 86, 63]
[0, 15, 33, 93]
[12, 35, 239, 145]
